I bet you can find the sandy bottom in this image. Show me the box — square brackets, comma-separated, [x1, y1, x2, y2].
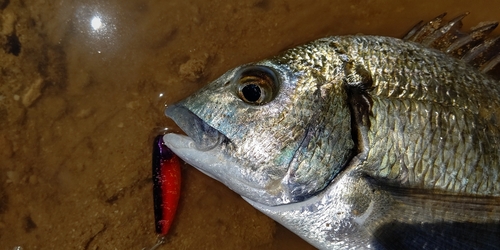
[0, 0, 498, 249]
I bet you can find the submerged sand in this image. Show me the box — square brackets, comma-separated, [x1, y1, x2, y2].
[0, 0, 498, 249]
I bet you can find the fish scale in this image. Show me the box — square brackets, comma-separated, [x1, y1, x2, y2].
[365, 40, 470, 103]
[366, 89, 500, 195]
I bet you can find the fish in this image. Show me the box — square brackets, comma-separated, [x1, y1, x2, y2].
[162, 14, 500, 249]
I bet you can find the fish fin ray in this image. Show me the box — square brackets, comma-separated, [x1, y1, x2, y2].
[403, 13, 447, 43]
[403, 13, 500, 79]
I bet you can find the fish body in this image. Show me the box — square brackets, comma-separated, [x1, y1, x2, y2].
[163, 15, 500, 249]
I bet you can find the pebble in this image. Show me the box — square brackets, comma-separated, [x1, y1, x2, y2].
[125, 100, 140, 109]
[22, 78, 45, 107]
[1, 11, 16, 35]
[6, 170, 20, 184]
[179, 53, 210, 82]
[76, 108, 93, 118]
[28, 175, 38, 185]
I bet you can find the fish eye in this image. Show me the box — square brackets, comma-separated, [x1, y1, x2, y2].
[234, 66, 278, 105]
[240, 83, 261, 102]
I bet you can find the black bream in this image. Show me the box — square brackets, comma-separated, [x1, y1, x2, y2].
[163, 14, 500, 249]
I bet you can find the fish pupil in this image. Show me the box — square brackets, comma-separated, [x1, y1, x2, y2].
[241, 84, 261, 102]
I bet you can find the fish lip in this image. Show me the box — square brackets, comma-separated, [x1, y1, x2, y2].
[162, 133, 219, 180]
[165, 104, 228, 151]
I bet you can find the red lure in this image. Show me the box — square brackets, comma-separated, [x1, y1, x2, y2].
[152, 135, 181, 236]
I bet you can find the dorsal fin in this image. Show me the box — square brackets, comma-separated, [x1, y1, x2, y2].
[403, 13, 500, 80]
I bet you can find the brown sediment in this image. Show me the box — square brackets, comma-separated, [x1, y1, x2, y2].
[0, 0, 498, 249]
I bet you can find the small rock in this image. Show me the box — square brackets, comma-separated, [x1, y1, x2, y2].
[6, 170, 20, 184]
[76, 108, 93, 118]
[28, 175, 38, 185]
[179, 53, 210, 82]
[126, 100, 140, 109]
[76, 162, 85, 172]
[1, 11, 16, 35]
[22, 78, 45, 107]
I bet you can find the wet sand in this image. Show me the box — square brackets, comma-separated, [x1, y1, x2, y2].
[0, 0, 499, 249]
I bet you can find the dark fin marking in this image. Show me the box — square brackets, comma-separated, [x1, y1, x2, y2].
[364, 177, 500, 250]
[374, 221, 500, 250]
[403, 13, 500, 80]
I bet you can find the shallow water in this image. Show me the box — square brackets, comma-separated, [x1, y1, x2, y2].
[0, 0, 498, 249]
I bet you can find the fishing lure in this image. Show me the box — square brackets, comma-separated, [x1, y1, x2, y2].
[148, 135, 182, 249]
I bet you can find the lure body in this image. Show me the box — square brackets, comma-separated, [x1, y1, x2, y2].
[152, 135, 181, 236]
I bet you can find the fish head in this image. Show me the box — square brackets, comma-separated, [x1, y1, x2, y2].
[164, 39, 356, 206]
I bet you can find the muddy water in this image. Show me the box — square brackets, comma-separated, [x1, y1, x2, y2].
[0, 0, 498, 249]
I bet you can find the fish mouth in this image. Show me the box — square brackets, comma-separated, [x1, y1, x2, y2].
[165, 105, 227, 151]
[163, 105, 284, 205]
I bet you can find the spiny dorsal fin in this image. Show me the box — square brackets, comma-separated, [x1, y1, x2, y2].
[403, 13, 500, 80]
